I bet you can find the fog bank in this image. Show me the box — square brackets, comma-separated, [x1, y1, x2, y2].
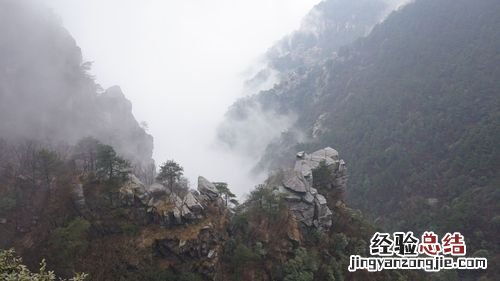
[39, 0, 321, 195]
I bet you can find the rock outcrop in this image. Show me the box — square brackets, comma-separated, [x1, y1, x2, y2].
[112, 174, 224, 227]
[197, 176, 220, 200]
[271, 147, 346, 231]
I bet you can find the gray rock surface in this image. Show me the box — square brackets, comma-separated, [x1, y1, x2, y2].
[197, 176, 219, 199]
[184, 191, 204, 213]
[282, 170, 309, 193]
[113, 175, 208, 226]
[272, 147, 347, 231]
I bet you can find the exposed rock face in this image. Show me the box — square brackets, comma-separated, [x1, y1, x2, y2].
[272, 147, 346, 231]
[87, 175, 204, 226]
[108, 174, 228, 229]
[0, 2, 155, 186]
[155, 222, 227, 279]
[197, 176, 220, 200]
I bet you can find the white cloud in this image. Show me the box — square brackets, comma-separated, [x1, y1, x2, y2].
[39, 0, 321, 195]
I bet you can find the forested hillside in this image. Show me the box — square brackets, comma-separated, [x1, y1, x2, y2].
[219, 0, 500, 279]
[217, 0, 398, 157]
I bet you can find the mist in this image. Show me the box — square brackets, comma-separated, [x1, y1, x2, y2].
[33, 0, 321, 196]
[30, 0, 412, 197]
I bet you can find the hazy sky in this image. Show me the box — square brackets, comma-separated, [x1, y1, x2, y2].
[40, 0, 321, 195]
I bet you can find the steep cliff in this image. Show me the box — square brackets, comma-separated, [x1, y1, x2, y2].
[0, 0, 153, 172]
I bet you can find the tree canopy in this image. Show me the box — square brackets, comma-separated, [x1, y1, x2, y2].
[156, 160, 184, 189]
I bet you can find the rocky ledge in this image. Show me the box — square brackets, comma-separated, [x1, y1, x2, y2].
[117, 175, 223, 227]
[270, 147, 347, 231]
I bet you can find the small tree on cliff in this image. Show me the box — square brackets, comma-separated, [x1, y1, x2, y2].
[35, 149, 62, 186]
[96, 144, 130, 181]
[156, 160, 184, 189]
[214, 182, 237, 206]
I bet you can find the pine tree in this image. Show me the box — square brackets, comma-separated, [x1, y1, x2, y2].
[156, 160, 184, 189]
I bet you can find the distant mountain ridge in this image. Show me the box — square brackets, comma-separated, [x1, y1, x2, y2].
[218, 0, 500, 279]
[0, 0, 154, 172]
[217, 0, 400, 160]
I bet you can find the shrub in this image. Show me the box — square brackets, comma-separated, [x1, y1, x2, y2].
[0, 249, 87, 280]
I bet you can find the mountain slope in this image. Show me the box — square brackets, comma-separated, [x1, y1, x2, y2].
[219, 0, 500, 279]
[217, 0, 402, 157]
[0, 0, 154, 177]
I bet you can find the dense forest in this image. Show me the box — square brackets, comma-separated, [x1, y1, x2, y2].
[219, 0, 500, 280]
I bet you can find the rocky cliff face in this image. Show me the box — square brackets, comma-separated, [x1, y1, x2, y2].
[68, 174, 231, 280]
[266, 147, 347, 231]
[0, 1, 154, 174]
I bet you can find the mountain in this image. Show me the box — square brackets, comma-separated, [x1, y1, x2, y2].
[217, 0, 405, 158]
[0, 0, 154, 179]
[218, 0, 500, 280]
[0, 3, 421, 280]
[1, 0, 498, 280]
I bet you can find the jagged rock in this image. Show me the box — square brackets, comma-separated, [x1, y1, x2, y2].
[289, 202, 315, 227]
[303, 193, 315, 204]
[294, 147, 340, 180]
[315, 194, 327, 205]
[113, 176, 207, 225]
[184, 191, 203, 213]
[197, 176, 219, 199]
[181, 204, 193, 220]
[275, 186, 301, 202]
[119, 174, 149, 206]
[282, 170, 309, 193]
[173, 208, 182, 224]
[72, 183, 87, 211]
[294, 159, 313, 179]
[208, 249, 216, 259]
[147, 183, 169, 194]
[311, 147, 339, 161]
[273, 147, 345, 231]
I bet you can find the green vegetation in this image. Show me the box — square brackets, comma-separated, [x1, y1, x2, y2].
[73, 137, 131, 183]
[156, 160, 184, 188]
[226, 0, 499, 279]
[214, 182, 237, 206]
[0, 249, 87, 281]
[283, 248, 319, 281]
[96, 144, 130, 181]
[47, 218, 91, 271]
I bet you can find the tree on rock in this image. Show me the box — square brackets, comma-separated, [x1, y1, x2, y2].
[157, 160, 184, 189]
[96, 144, 130, 181]
[35, 149, 62, 186]
[214, 182, 237, 206]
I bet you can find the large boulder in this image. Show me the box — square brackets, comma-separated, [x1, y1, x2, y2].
[119, 174, 149, 205]
[272, 147, 346, 231]
[282, 170, 309, 193]
[115, 176, 206, 226]
[184, 191, 204, 213]
[197, 176, 219, 200]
